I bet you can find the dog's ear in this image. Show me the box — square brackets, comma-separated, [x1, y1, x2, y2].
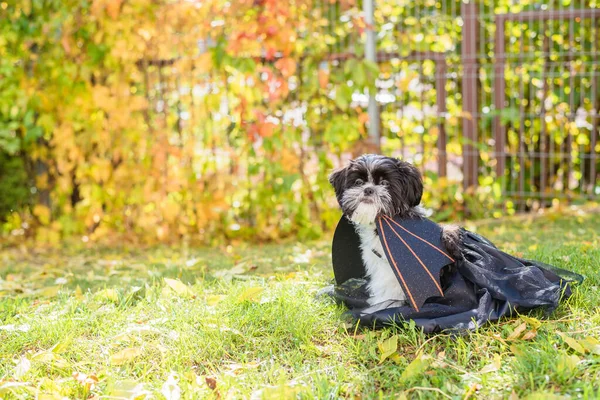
[395, 159, 423, 207]
[328, 166, 347, 200]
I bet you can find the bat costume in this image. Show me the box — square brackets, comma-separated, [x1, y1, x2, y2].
[328, 215, 583, 333]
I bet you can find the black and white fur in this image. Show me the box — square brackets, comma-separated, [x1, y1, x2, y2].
[329, 154, 463, 306]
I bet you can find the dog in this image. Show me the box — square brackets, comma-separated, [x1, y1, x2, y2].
[329, 154, 463, 306]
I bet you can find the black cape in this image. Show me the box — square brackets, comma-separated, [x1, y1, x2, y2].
[327, 216, 583, 333]
[334, 215, 455, 311]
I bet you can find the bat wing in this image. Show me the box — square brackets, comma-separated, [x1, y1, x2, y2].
[376, 215, 455, 311]
[332, 215, 366, 285]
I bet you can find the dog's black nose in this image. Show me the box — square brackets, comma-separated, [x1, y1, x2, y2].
[364, 187, 374, 196]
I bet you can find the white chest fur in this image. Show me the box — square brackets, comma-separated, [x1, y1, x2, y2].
[355, 224, 407, 306]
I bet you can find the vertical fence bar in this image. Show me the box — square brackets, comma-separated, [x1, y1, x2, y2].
[436, 60, 448, 177]
[363, 0, 380, 150]
[590, 20, 599, 196]
[493, 15, 506, 182]
[461, 0, 479, 189]
[540, 24, 550, 203]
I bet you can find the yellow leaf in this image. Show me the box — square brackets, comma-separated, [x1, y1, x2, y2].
[480, 354, 502, 374]
[74, 285, 84, 300]
[37, 286, 60, 298]
[96, 288, 120, 303]
[528, 244, 538, 251]
[377, 335, 398, 363]
[400, 353, 432, 381]
[237, 287, 264, 302]
[108, 379, 150, 399]
[111, 348, 142, 365]
[164, 278, 195, 297]
[206, 295, 226, 306]
[557, 332, 585, 354]
[520, 315, 542, 329]
[13, 357, 31, 379]
[507, 322, 527, 340]
[579, 336, 600, 355]
[510, 344, 523, 356]
[556, 353, 580, 374]
[32, 351, 68, 368]
[37, 394, 65, 400]
[50, 338, 71, 354]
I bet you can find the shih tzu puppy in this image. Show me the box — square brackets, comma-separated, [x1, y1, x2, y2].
[329, 154, 463, 306]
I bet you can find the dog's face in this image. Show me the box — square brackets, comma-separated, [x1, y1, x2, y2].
[329, 154, 423, 225]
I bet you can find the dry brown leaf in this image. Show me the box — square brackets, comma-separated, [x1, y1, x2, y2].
[521, 330, 538, 341]
[507, 322, 527, 340]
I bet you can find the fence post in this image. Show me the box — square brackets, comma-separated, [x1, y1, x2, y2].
[363, 0, 380, 151]
[461, 0, 479, 189]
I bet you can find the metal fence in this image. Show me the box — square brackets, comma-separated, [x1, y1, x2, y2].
[325, 0, 600, 209]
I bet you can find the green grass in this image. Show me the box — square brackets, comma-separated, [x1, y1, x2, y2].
[1, 210, 599, 399]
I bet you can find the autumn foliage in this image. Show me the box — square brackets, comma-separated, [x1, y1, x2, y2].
[0, 0, 370, 244]
[2, 0, 599, 244]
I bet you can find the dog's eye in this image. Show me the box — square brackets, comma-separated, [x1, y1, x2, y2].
[380, 179, 389, 186]
[354, 179, 364, 186]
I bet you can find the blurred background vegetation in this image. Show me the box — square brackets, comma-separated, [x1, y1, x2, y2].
[0, 0, 598, 245]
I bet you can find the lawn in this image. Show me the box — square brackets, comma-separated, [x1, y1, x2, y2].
[1, 209, 599, 399]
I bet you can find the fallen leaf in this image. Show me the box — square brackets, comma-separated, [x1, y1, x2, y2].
[480, 354, 502, 374]
[106, 379, 149, 399]
[14, 357, 31, 379]
[110, 348, 142, 365]
[206, 295, 226, 306]
[37, 393, 65, 400]
[0, 324, 31, 332]
[0, 381, 35, 395]
[205, 376, 217, 390]
[164, 278, 195, 297]
[521, 330, 538, 341]
[50, 338, 71, 354]
[161, 373, 181, 400]
[237, 287, 264, 302]
[557, 332, 585, 354]
[95, 288, 120, 303]
[377, 335, 398, 363]
[556, 353, 580, 374]
[519, 315, 542, 329]
[31, 351, 68, 368]
[73, 372, 99, 391]
[579, 336, 600, 355]
[510, 344, 523, 356]
[37, 286, 61, 298]
[400, 353, 432, 381]
[507, 322, 527, 340]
